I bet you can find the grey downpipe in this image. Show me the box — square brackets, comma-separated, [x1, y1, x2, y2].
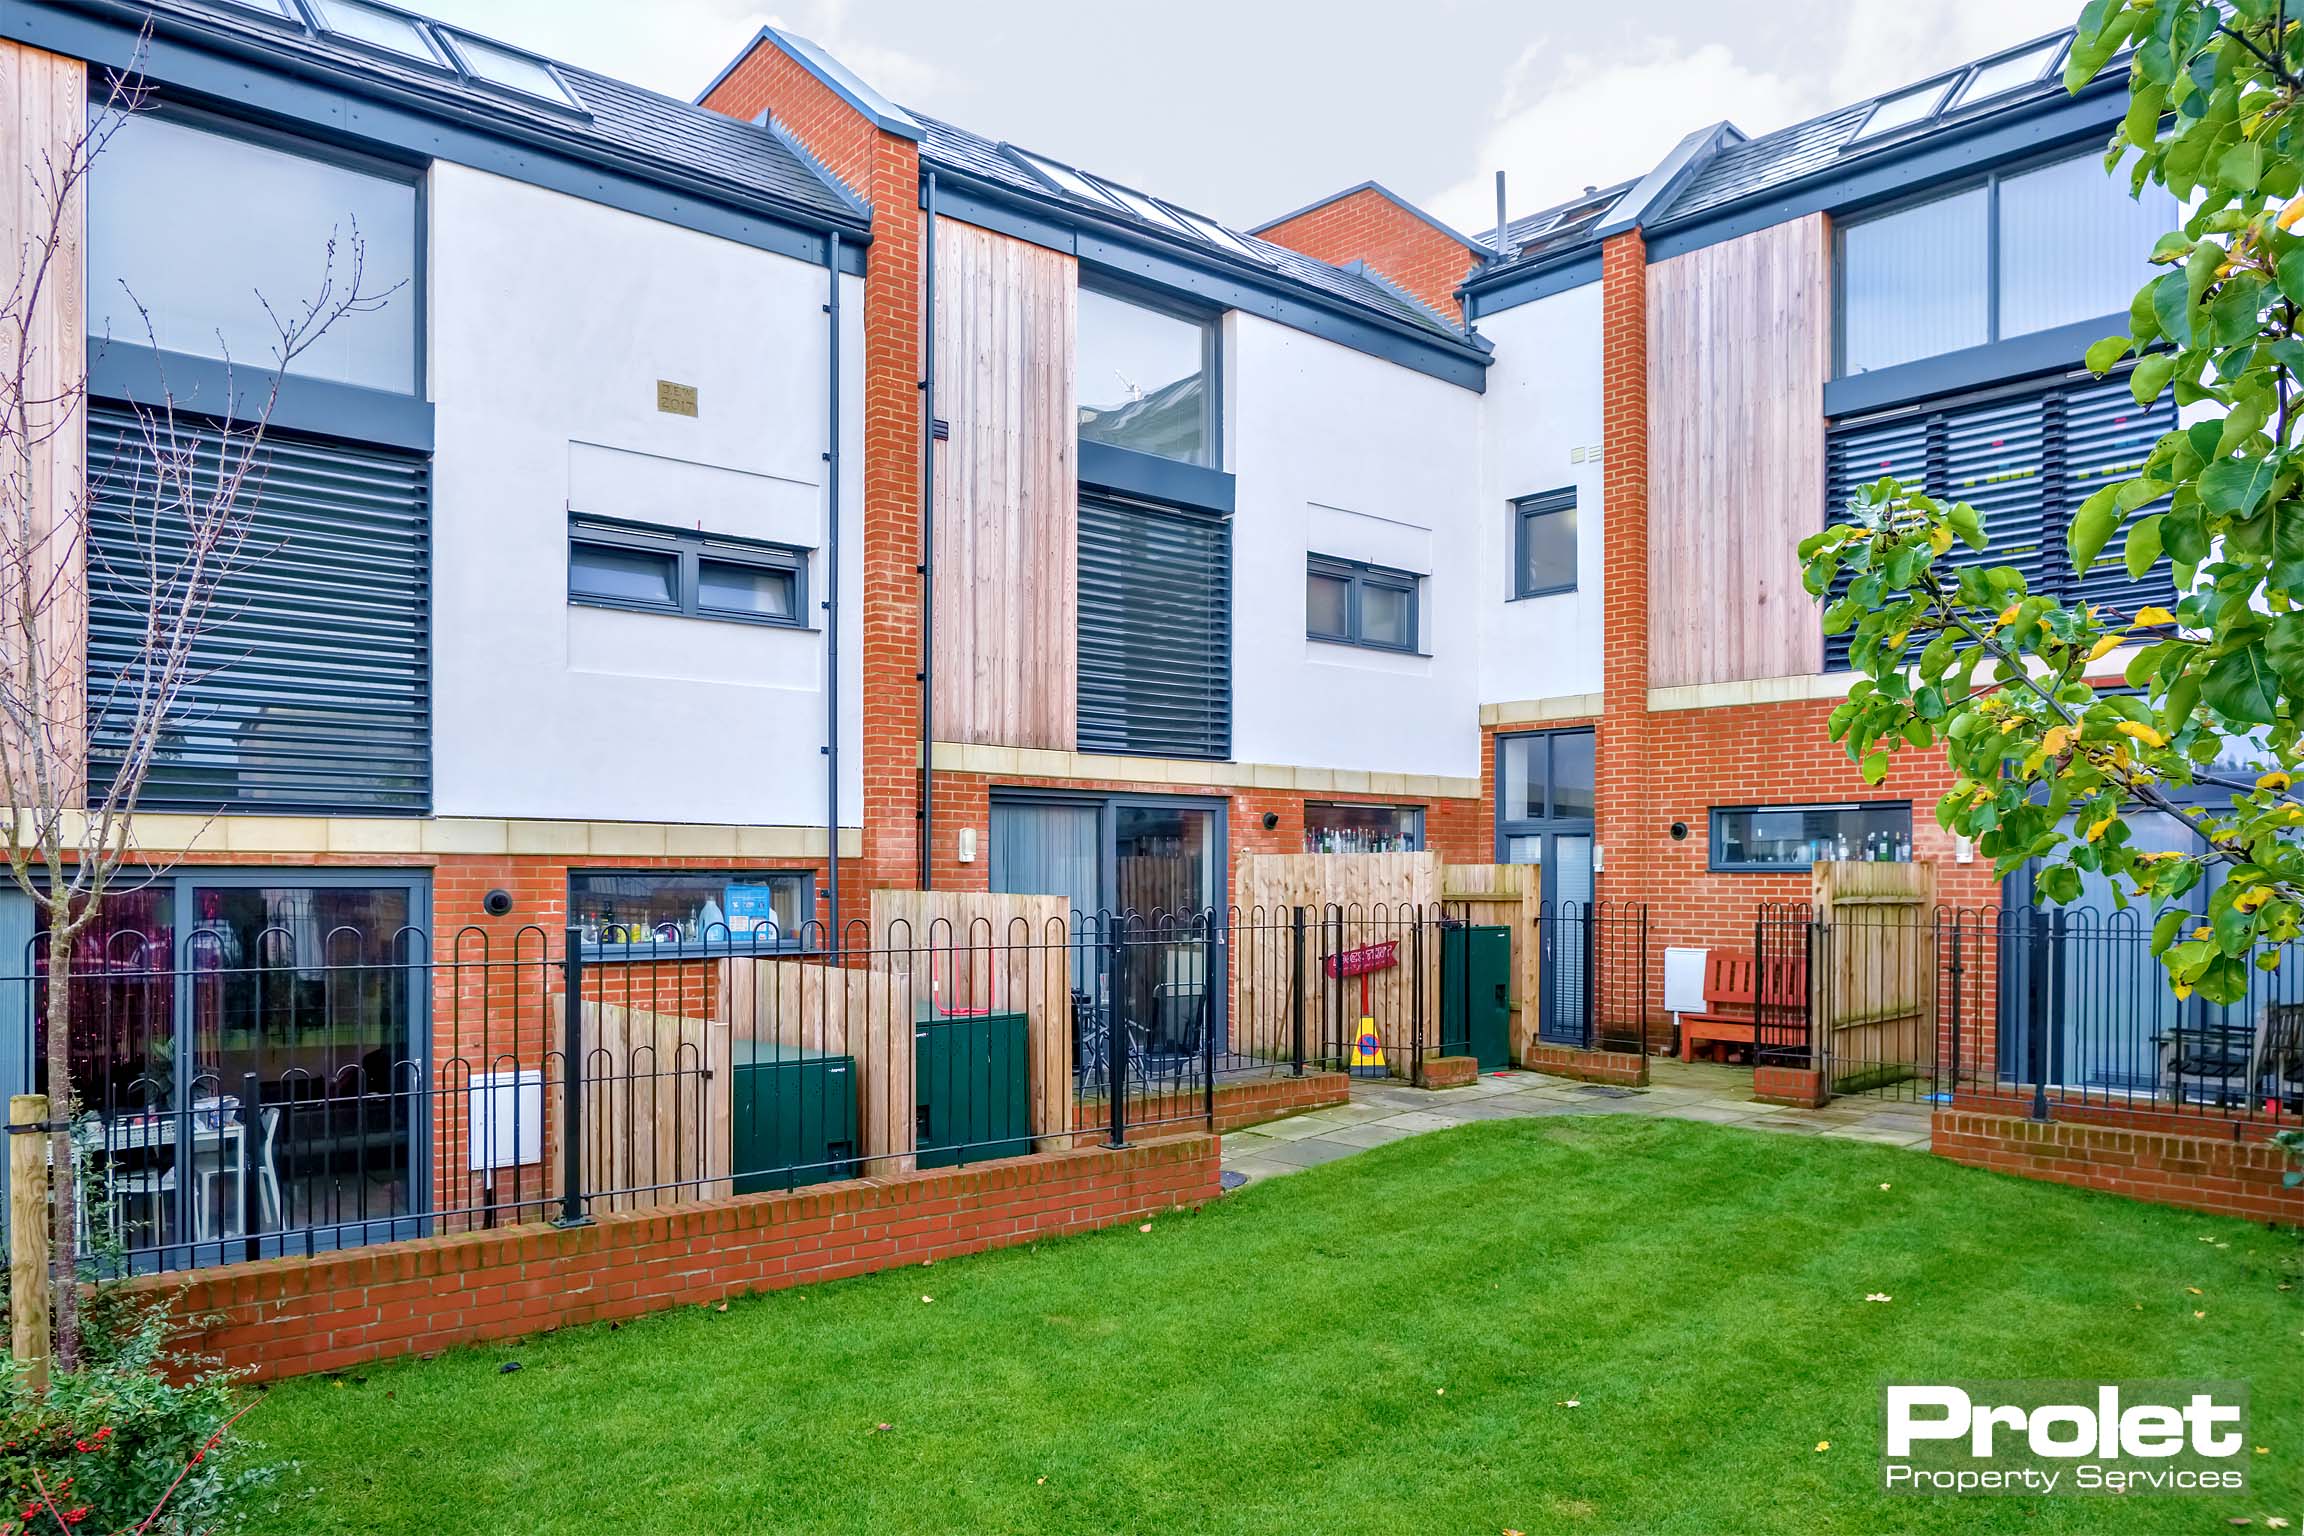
[823, 231, 843, 947]
[918, 170, 938, 889]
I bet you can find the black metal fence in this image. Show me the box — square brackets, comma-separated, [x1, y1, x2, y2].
[1534, 901, 1652, 1055]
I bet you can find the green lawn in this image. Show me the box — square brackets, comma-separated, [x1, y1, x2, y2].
[243, 1117, 2302, 1535]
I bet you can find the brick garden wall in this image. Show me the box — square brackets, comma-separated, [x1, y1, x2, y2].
[133, 1133, 1222, 1381]
[1933, 1110, 2303, 1225]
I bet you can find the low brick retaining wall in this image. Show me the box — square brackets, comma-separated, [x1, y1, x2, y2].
[1522, 1043, 1649, 1087]
[1210, 1070, 1351, 1131]
[1933, 1110, 2301, 1225]
[131, 1134, 1221, 1381]
[1754, 1066, 1828, 1108]
[1415, 1055, 1480, 1089]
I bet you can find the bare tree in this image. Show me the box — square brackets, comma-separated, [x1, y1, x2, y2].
[0, 53, 396, 1371]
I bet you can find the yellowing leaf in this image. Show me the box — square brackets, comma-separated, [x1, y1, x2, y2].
[2088, 634, 2124, 662]
[2135, 605, 2176, 626]
[2235, 887, 2273, 913]
[1929, 526, 1954, 554]
[1996, 603, 2022, 628]
[2282, 200, 2304, 231]
[2259, 771, 2292, 793]
[2086, 816, 2117, 843]
[2043, 726, 2074, 755]
[1815, 1441, 1831, 1452]
[2116, 720, 2168, 747]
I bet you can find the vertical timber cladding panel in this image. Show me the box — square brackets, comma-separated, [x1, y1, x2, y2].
[1811, 859, 1937, 1085]
[1646, 214, 1830, 689]
[932, 218, 1078, 749]
[566, 995, 734, 1210]
[1233, 853, 1440, 1070]
[869, 890, 1073, 1146]
[0, 42, 87, 798]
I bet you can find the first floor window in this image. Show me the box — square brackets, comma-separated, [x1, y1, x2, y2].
[1305, 554, 1419, 652]
[571, 870, 812, 954]
[567, 518, 805, 627]
[1709, 803, 1912, 871]
[1304, 802, 1423, 854]
[1077, 493, 1231, 759]
[1512, 489, 1577, 598]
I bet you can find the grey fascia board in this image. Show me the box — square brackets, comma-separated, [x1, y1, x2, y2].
[12, 3, 870, 271]
[1822, 313, 2124, 419]
[1461, 251, 1602, 321]
[698, 26, 923, 142]
[88, 342, 437, 453]
[1595, 120, 1741, 239]
[1643, 82, 2128, 264]
[1247, 179, 1494, 255]
[1077, 441, 1235, 515]
[926, 171, 1490, 392]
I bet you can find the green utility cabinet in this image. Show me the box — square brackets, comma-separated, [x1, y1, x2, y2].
[730, 1040, 859, 1194]
[916, 1011, 1032, 1169]
[1441, 924, 1513, 1071]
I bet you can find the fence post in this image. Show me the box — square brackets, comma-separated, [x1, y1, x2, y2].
[2029, 911, 2056, 1122]
[1106, 916, 1128, 1149]
[1205, 914, 1222, 1131]
[556, 928, 592, 1227]
[239, 1070, 261, 1264]
[1290, 906, 1307, 1076]
[1943, 915, 1964, 1103]
[10, 1093, 50, 1393]
[1581, 901, 1599, 1050]
[1636, 905, 1651, 1059]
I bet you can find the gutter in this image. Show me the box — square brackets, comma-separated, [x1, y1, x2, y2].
[822, 232, 844, 950]
[917, 171, 938, 890]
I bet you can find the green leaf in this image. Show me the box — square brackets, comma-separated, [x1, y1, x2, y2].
[2203, 645, 2281, 726]
[2210, 275, 2267, 348]
[2151, 272, 2194, 348]
[2124, 513, 2165, 579]
[2129, 351, 2179, 405]
[2068, 483, 2123, 570]
[2198, 456, 2280, 516]
[2085, 334, 2132, 374]
[1946, 502, 1985, 550]
[2266, 611, 2304, 686]
[1859, 750, 1889, 786]
[2219, 140, 2266, 189]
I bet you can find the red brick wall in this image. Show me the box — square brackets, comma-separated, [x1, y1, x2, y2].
[131, 1132, 1221, 1380]
[1253, 187, 1478, 320]
[1597, 233, 1652, 911]
[923, 768, 1484, 903]
[1211, 1070, 1351, 1130]
[1933, 1110, 2303, 1225]
[703, 42, 926, 899]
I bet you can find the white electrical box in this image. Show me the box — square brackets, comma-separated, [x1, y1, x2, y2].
[469, 1069, 543, 1171]
[1663, 947, 1710, 1014]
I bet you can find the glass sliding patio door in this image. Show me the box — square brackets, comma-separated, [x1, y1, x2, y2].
[28, 873, 428, 1269]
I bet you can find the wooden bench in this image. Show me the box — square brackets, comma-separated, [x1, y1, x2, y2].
[1680, 951, 1806, 1064]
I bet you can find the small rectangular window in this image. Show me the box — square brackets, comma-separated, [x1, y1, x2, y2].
[1304, 802, 1423, 854]
[1513, 490, 1578, 598]
[1306, 555, 1420, 653]
[567, 519, 808, 628]
[306, 0, 446, 65]
[1709, 803, 1913, 872]
[571, 870, 812, 956]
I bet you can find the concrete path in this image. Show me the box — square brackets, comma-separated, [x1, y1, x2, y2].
[1218, 1058, 1935, 1186]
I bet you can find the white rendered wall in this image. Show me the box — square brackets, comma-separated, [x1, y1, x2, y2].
[1225, 311, 1483, 780]
[427, 162, 863, 828]
[1474, 281, 1607, 707]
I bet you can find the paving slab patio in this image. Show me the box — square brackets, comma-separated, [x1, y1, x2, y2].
[1219, 1063, 1935, 1183]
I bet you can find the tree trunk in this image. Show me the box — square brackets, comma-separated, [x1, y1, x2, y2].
[44, 919, 77, 1373]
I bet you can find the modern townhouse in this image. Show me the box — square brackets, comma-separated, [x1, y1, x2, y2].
[696, 28, 1499, 922]
[0, 0, 867, 1250]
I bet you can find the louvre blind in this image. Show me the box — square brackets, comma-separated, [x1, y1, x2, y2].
[86, 406, 431, 813]
[1076, 492, 1230, 760]
[1823, 374, 2176, 669]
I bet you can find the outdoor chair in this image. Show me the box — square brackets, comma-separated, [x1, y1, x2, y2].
[2158, 1018, 2255, 1107]
[1680, 952, 1806, 1064]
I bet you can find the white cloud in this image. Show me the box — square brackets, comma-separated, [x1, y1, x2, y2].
[1426, 0, 2087, 235]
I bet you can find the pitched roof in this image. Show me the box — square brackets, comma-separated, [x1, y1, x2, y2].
[910, 113, 1478, 349]
[95, 0, 868, 234]
[1246, 180, 1494, 255]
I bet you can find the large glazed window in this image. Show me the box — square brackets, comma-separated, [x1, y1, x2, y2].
[1837, 150, 2175, 376]
[85, 407, 431, 813]
[1076, 283, 1216, 466]
[88, 112, 419, 394]
[1077, 493, 1231, 759]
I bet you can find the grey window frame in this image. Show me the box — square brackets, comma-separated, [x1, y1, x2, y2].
[1305, 553, 1420, 653]
[567, 517, 810, 630]
[1303, 801, 1425, 853]
[1511, 488, 1578, 599]
[1076, 273, 1223, 469]
[1832, 144, 2149, 379]
[569, 868, 816, 960]
[1708, 801, 1913, 873]
[91, 99, 429, 402]
[1493, 728, 1596, 858]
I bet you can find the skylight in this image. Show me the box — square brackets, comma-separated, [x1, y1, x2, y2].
[196, 0, 302, 21]
[306, 0, 445, 66]
[1013, 150, 1126, 209]
[1945, 37, 2064, 110]
[1852, 79, 1953, 141]
[1093, 181, 1201, 238]
[1169, 207, 1273, 265]
[440, 31, 584, 110]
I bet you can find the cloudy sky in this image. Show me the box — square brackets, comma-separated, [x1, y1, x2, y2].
[413, 0, 2085, 232]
